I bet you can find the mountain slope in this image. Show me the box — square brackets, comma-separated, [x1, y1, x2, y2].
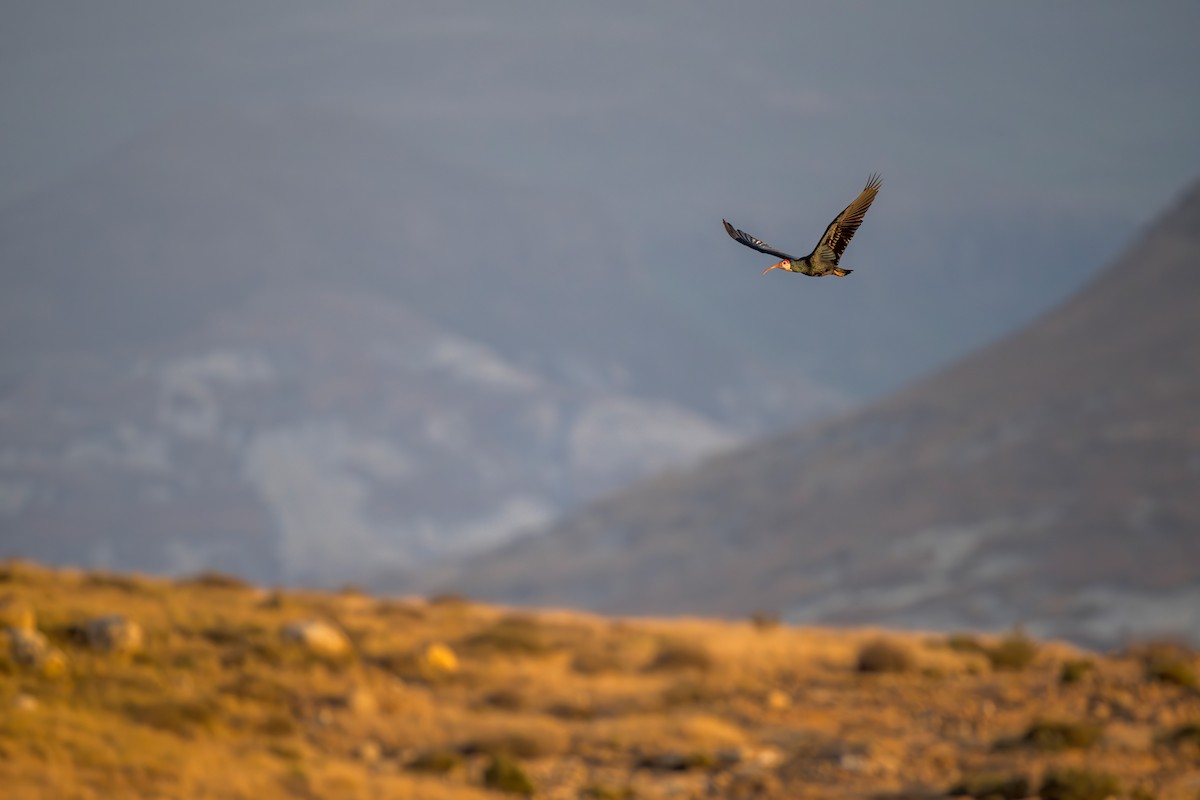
[423, 180, 1200, 647]
[0, 107, 840, 584]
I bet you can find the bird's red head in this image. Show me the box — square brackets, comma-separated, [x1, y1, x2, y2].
[762, 259, 791, 275]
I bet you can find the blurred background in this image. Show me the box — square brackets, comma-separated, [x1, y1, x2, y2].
[2, 1, 1198, 646]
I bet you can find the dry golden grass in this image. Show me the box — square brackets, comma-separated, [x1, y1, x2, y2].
[2, 560, 1200, 799]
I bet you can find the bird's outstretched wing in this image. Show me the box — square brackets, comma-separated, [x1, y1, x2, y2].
[813, 173, 881, 262]
[723, 219, 800, 261]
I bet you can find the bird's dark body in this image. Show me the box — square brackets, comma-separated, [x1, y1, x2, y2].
[723, 173, 881, 278]
[789, 253, 846, 278]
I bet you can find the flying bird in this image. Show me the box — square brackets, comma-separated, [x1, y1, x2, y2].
[723, 173, 881, 277]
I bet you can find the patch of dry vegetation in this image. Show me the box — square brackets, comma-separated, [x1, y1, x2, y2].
[1039, 767, 1121, 800]
[2, 560, 1198, 799]
[984, 628, 1039, 671]
[948, 771, 1030, 799]
[855, 637, 915, 673]
[1135, 641, 1199, 688]
[1014, 718, 1104, 751]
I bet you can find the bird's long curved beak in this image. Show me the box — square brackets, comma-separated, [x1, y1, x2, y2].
[762, 261, 787, 276]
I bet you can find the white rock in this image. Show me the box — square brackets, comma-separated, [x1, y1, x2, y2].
[84, 615, 144, 654]
[8, 629, 67, 674]
[280, 620, 352, 657]
[12, 693, 38, 711]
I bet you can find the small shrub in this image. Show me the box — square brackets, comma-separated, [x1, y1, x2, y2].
[749, 611, 781, 632]
[219, 674, 298, 712]
[407, 749, 463, 775]
[1122, 640, 1198, 688]
[661, 679, 724, 707]
[949, 772, 1030, 800]
[1020, 719, 1103, 751]
[682, 751, 718, 770]
[580, 784, 634, 800]
[428, 592, 471, 607]
[571, 645, 628, 675]
[1165, 721, 1200, 750]
[179, 571, 251, 590]
[483, 754, 534, 796]
[1059, 659, 1095, 685]
[463, 616, 551, 657]
[466, 729, 560, 760]
[856, 638, 915, 674]
[644, 638, 713, 673]
[946, 632, 986, 654]
[1039, 767, 1120, 800]
[479, 688, 527, 711]
[258, 592, 289, 610]
[371, 650, 420, 678]
[1145, 654, 1197, 688]
[269, 742, 305, 762]
[636, 750, 718, 771]
[256, 713, 299, 737]
[546, 700, 593, 720]
[127, 697, 220, 737]
[986, 630, 1037, 671]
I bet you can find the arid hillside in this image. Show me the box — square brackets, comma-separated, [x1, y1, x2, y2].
[423, 179, 1200, 647]
[2, 561, 1199, 799]
[0, 107, 839, 588]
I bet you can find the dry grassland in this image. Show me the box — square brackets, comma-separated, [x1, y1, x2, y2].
[1, 560, 1198, 799]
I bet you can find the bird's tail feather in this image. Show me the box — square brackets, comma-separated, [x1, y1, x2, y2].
[832, 268, 853, 277]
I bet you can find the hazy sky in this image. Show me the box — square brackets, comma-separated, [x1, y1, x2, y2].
[4, 1, 1199, 221]
[4, 1, 1200, 397]
[3, 1, 1200, 588]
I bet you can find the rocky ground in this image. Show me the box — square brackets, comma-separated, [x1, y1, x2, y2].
[1, 560, 1198, 799]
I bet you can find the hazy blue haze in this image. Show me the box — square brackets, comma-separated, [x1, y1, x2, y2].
[2, 2, 1198, 585]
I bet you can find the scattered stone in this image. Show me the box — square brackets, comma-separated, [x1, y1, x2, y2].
[422, 642, 459, 673]
[345, 686, 377, 715]
[12, 693, 38, 712]
[748, 747, 783, 768]
[715, 746, 780, 767]
[765, 688, 791, 711]
[0, 594, 35, 631]
[84, 615, 144, 654]
[7, 629, 67, 676]
[838, 752, 870, 773]
[483, 754, 535, 795]
[280, 620, 352, 657]
[355, 740, 382, 763]
[1089, 698, 1113, 720]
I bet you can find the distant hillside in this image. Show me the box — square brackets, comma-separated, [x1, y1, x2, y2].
[423, 180, 1200, 648]
[0, 107, 839, 585]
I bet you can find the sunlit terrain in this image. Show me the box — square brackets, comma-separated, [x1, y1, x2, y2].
[3, 561, 1199, 799]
